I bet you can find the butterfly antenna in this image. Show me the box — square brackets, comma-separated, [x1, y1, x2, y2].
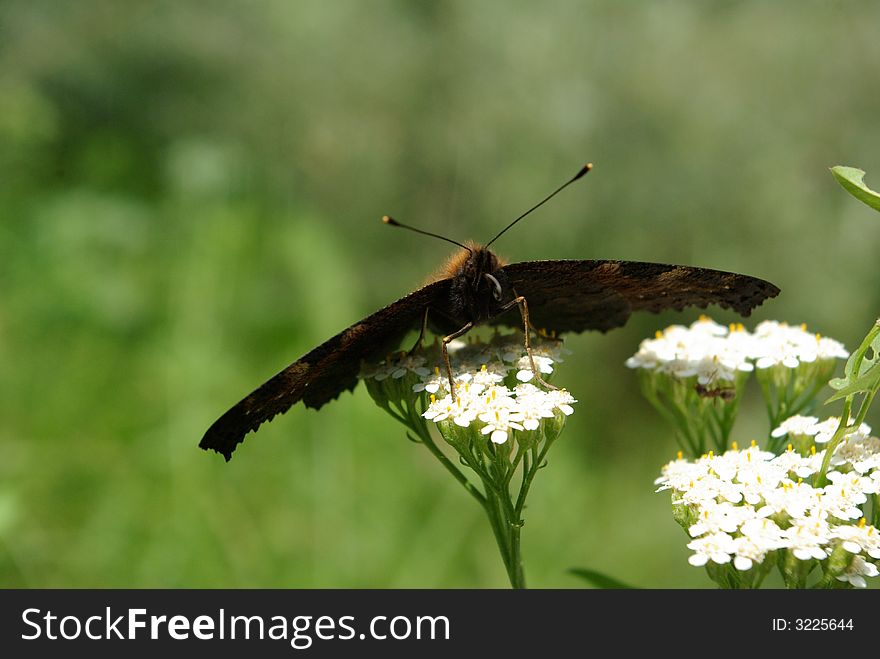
[485, 163, 593, 248]
[382, 215, 472, 252]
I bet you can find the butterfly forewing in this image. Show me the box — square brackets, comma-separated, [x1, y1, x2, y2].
[493, 260, 780, 334]
[200, 279, 452, 460]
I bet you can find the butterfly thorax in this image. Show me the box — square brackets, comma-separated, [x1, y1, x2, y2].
[442, 245, 513, 329]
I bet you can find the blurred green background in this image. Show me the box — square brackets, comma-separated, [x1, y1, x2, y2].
[2, 0, 880, 588]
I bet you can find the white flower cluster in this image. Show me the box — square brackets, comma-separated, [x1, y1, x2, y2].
[751, 321, 850, 369]
[362, 336, 569, 392]
[656, 420, 880, 587]
[361, 334, 575, 445]
[772, 414, 874, 447]
[626, 317, 848, 385]
[423, 382, 576, 445]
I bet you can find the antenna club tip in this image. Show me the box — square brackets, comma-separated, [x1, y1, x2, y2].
[382, 215, 398, 226]
[574, 163, 593, 180]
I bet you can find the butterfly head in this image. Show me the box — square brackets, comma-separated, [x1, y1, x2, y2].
[446, 244, 513, 324]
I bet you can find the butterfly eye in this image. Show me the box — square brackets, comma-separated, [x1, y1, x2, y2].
[484, 273, 503, 301]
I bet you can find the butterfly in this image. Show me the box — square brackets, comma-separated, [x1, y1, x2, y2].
[200, 164, 779, 460]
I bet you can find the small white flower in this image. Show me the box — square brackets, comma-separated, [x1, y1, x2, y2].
[515, 354, 555, 382]
[809, 417, 871, 445]
[835, 555, 879, 588]
[655, 457, 709, 492]
[826, 470, 876, 498]
[783, 517, 832, 561]
[816, 336, 849, 361]
[512, 383, 556, 430]
[760, 480, 816, 520]
[815, 480, 865, 521]
[686, 532, 736, 566]
[479, 406, 525, 444]
[771, 447, 819, 479]
[690, 316, 732, 337]
[676, 474, 742, 507]
[702, 450, 739, 483]
[736, 462, 785, 505]
[423, 392, 477, 427]
[721, 444, 775, 474]
[361, 360, 397, 381]
[771, 415, 820, 439]
[731, 536, 769, 571]
[445, 338, 468, 354]
[545, 389, 577, 416]
[831, 522, 880, 559]
[751, 321, 848, 370]
[470, 363, 508, 388]
[740, 517, 786, 550]
[387, 354, 430, 380]
[413, 366, 448, 394]
[833, 433, 880, 473]
[688, 501, 747, 537]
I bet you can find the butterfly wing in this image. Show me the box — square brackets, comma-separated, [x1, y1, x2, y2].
[200, 279, 452, 460]
[493, 260, 779, 333]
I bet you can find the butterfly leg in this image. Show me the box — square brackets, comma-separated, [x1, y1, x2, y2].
[499, 295, 558, 391]
[442, 321, 474, 399]
[407, 307, 431, 356]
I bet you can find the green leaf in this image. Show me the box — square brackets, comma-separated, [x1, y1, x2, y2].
[831, 166, 880, 212]
[826, 365, 880, 402]
[826, 323, 880, 401]
[568, 567, 636, 589]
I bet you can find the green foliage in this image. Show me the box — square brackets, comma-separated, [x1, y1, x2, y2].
[567, 568, 635, 589]
[827, 322, 880, 402]
[2, 1, 880, 588]
[817, 168, 880, 487]
[831, 167, 880, 213]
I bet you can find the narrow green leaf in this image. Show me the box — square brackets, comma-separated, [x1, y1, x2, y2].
[568, 567, 636, 589]
[825, 365, 880, 402]
[831, 166, 880, 212]
[828, 328, 880, 392]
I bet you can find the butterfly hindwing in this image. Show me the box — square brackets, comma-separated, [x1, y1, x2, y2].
[200, 279, 452, 460]
[494, 260, 780, 334]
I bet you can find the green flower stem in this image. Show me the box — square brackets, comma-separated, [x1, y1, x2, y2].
[765, 376, 831, 454]
[400, 398, 529, 588]
[508, 514, 525, 588]
[814, 402, 851, 488]
[484, 488, 512, 566]
[758, 364, 834, 444]
[362, 334, 577, 590]
[708, 396, 740, 454]
[816, 322, 880, 485]
[414, 416, 525, 587]
[391, 394, 526, 585]
[852, 390, 877, 427]
[515, 442, 551, 517]
[759, 376, 776, 428]
[486, 443, 527, 589]
[485, 486, 524, 588]
[639, 378, 701, 456]
[413, 419, 487, 507]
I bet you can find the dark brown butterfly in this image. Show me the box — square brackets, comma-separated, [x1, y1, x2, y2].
[200, 164, 779, 460]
